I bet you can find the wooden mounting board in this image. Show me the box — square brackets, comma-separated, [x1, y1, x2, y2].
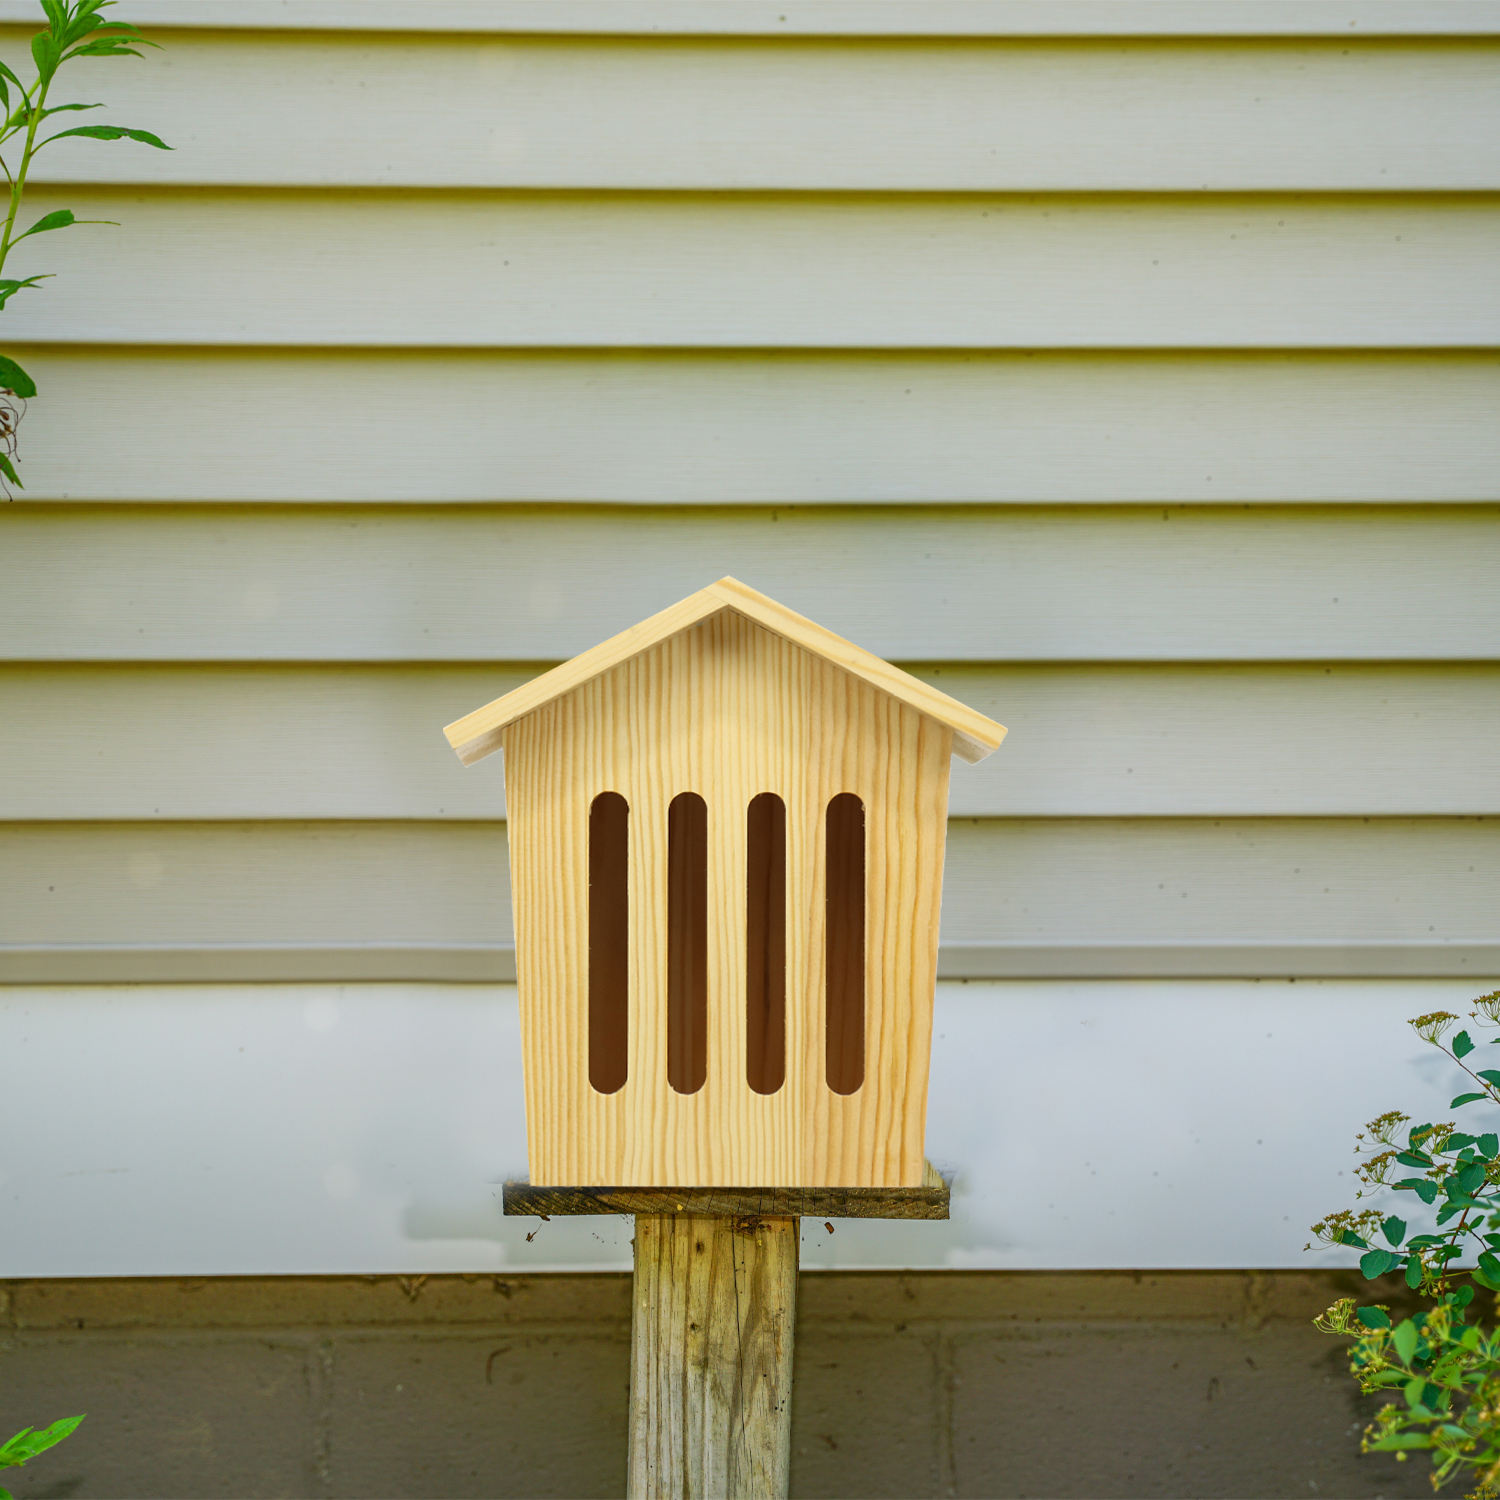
[503, 1160, 949, 1220]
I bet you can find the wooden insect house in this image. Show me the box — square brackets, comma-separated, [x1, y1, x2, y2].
[443, 578, 1005, 1189]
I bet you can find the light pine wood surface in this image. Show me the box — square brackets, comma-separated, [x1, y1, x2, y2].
[501, 607, 955, 1186]
[628, 1214, 797, 1500]
[445, 577, 1005, 766]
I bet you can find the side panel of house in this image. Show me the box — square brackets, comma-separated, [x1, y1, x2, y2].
[504, 610, 948, 1186]
[1, 3, 1498, 1267]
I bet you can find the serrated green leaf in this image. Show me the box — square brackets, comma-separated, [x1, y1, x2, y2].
[1357, 1305, 1392, 1329]
[1362, 1248, 1398, 1280]
[1455, 1030, 1476, 1058]
[1480, 1134, 1499, 1158]
[1393, 1319, 1420, 1364]
[1459, 1162, 1488, 1193]
[1416, 1181, 1438, 1204]
[42, 124, 170, 150]
[0, 355, 37, 399]
[1383, 1215, 1408, 1247]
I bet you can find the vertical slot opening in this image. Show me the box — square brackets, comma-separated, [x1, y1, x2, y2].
[667, 791, 708, 1095]
[588, 792, 630, 1094]
[825, 792, 866, 1095]
[746, 792, 787, 1095]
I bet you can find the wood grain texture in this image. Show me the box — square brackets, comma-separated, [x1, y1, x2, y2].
[6, 505, 1494, 665]
[11, 190, 1500, 350]
[628, 1214, 796, 1500]
[5, 349, 1499, 503]
[11, 32, 1500, 189]
[504, 1161, 949, 1219]
[444, 578, 1005, 766]
[503, 610, 953, 1186]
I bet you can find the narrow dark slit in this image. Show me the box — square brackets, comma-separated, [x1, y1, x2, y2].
[825, 792, 866, 1095]
[746, 792, 787, 1095]
[587, 792, 629, 1095]
[667, 791, 708, 1095]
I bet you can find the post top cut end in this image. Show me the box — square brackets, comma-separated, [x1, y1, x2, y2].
[443, 576, 1007, 768]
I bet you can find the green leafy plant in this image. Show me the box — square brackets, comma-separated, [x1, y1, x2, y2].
[0, 0, 168, 490]
[1312, 992, 1500, 1495]
[0, 1414, 85, 1498]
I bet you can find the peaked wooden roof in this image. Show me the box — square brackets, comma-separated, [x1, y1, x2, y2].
[443, 576, 1007, 766]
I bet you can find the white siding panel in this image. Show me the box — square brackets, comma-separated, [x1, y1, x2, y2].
[7, 663, 1499, 820]
[1, 980, 1493, 1274]
[6, 349, 1497, 503]
[3, 818, 1496, 980]
[10, 190, 1499, 349]
[6, 3, 1499, 37]
[8, 32, 1499, 189]
[3, 505, 1494, 662]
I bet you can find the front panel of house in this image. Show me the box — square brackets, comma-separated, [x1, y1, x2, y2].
[501, 608, 952, 1186]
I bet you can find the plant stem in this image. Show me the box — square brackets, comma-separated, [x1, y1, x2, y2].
[0, 74, 50, 280]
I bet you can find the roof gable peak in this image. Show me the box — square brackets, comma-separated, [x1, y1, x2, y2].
[443, 577, 1005, 766]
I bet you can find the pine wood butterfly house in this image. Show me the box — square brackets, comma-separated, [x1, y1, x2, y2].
[443, 578, 1006, 1190]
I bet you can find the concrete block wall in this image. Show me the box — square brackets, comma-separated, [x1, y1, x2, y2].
[0, 1271, 1427, 1498]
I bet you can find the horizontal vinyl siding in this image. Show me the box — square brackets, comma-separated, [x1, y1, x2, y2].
[8, 31, 1500, 190]
[4, 505, 1496, 662]
[7, 662, 1500, 820]
[1, 28, 1496, 994]
[5, 349, 1499, 502]
[8, 190, 1500, 349]
[6, 3, 1500, 37]
[3, 818, 1498, 982]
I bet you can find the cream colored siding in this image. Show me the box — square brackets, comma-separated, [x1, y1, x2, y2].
[1, 0, 1497, 1244]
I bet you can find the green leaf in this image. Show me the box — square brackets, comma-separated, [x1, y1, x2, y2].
[1480, 1134, 1499, 1158]
[0, 1429, 34, 1464]
[42, 124, 170, 150]
[1445, 1132, 1476, 1151]
[0, 355, 37, 398]
[1397, 1151, 1433, 1169]
[1415, 1181, 1438, 1205]
[1455, 1030, 1476, 1058]
[1383, 1215, 1408, 1247]
[1361, 1248, 1398, 1279]
[40, 102, 105, 118]
[1458, 1162, 1488, 1194]
[20, 1415, 84, 1459]
[31, 31, 61, 86]
[1406, 1257, 1424, 1289]
[1451, 1092, 1488, 1108]
[0, 61, 24, 93]
[0, 275, 50, 309]
[1369, 1433, 1432, 1451]
[14, 208, 76, 243]
[1473, 1263, 1500, 1292]
[1477, 1070, 1500, 1087]
[0, 452, 22, 489]
[1393, 1319, 1420, 1364]
[1357, 1305, 1392, 1329]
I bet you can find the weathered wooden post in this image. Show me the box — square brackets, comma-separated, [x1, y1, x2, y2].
[444, 578, 1005, 1499]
